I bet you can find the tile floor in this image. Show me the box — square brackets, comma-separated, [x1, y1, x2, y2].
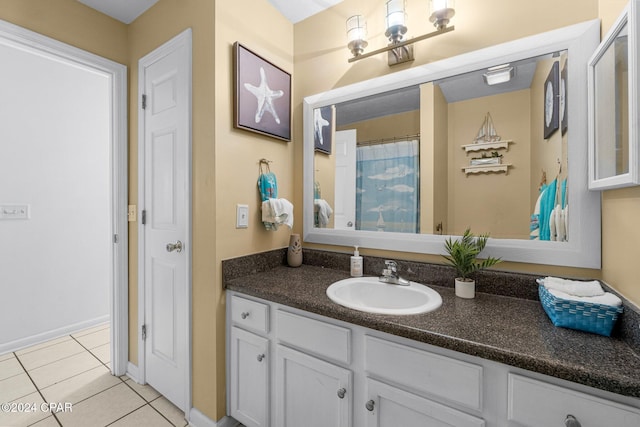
[0, 323, 188, 427]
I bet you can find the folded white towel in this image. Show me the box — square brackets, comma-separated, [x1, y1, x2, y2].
[542, 276, 604, 297]
[547, 288, 622, 307]
[314, 199, 333, 227]
[262, 198, 293, 229]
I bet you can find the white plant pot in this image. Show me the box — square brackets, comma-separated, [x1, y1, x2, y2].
[455, 278, 476, 299]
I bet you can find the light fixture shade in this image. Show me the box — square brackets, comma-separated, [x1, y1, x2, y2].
[385, 0, 408, 43]
[482, 64, 515, 85]
[346, 15, 368, 57]
[429, 0, 455, 30]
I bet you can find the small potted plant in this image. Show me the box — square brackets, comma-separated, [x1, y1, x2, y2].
[442, 228, 502, 298]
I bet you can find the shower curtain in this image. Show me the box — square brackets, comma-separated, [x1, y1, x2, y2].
[355, 139, 420, 233]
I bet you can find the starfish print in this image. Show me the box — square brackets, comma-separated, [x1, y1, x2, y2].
[244, 67, 284, 124]
[314, 108, 330, 145]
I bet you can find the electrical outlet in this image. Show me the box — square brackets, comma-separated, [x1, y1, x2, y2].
[236, 204, 249, 228]
[128, 205, 137, 222]
[0, 204, 30, 220]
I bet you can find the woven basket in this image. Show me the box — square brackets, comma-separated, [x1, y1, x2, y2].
[538, 285, 623, 337]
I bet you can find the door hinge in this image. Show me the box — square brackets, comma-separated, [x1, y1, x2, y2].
[113, 234, 119, 243]
[142, 94, 147, 110]
[142, 324, 147, 341]
[141, 210, 147, 225]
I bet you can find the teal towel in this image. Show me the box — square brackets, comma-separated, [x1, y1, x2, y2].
[539, 180, 557, 241]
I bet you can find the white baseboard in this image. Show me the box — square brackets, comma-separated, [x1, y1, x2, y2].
[188, 408, 239, 427]
[0, 315, 109, 355]
[125, 362, 140, 383]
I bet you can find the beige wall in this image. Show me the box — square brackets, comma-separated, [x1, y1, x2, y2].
[422, 82, 449, 234]
[214, 0, 294, 419]
[447, 90, 531, 239]
[599, 0, 640, 305]
[0, 0, 128, 64]
[131, 0, 294, 420]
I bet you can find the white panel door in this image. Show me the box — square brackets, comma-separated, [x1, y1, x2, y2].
[334, 130, 357, 229]
[276, 345, 352, 427]
[141, 31, 191, 411]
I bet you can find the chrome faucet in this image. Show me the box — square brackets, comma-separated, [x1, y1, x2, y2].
[379, 260, 410, 286]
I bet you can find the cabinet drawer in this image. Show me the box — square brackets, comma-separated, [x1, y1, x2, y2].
[276, 310, 351, 364]
[365, 336, 483, 411]
[231, 295, 269, 334]
[508, 374, 640, 427]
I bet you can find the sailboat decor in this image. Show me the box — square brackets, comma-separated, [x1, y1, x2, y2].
[474, 112, 501, 143]
[462, 112, 513, 153]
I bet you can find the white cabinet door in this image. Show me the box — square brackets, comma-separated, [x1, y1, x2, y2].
[365, 378, 485, 427]
[276, 345, 352, 427]
[229, 327, 269, 427]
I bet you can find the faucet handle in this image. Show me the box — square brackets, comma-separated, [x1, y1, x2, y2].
[384, 260, 398, 272]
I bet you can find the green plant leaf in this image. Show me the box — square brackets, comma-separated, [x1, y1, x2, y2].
[441, 228, 501, 280]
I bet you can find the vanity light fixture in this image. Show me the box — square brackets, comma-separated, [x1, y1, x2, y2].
[482, 64, 515, 86]
[347, 0, 455, 66]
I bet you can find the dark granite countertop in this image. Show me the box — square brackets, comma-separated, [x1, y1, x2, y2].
[223, 251, 640, 399]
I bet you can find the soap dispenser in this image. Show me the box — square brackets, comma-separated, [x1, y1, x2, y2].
[350, 245, 363, 277]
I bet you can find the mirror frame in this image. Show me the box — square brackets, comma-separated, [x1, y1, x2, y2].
[588, 0, 640, 190]
[304, 19, 601, 269]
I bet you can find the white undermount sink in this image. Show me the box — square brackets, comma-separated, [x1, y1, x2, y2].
[326, 277, 442, 315]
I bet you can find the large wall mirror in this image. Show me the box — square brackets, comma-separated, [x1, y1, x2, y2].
[304, 20, 602, 268]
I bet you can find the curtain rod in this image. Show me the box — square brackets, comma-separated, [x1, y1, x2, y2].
[357, 133, 420, 146]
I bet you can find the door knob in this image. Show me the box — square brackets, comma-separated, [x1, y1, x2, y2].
[565, 415, 581, 427]
[337, 388, 346, 399]
[166, 240, 183, 253]
[365, 400, 375, 411]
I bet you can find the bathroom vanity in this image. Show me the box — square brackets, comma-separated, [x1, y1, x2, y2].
[223, 251, 640, 427]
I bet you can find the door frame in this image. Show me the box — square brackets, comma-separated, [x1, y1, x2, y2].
[0, 19, 128, 374]
[137, 28, 193, 416]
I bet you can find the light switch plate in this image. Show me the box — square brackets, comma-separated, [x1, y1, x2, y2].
[236, 204, 249, 228]
[0, 204, 30, 220]
[128, 205, 137, 222]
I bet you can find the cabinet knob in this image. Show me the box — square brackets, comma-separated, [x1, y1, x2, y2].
[257, 354, 265, 362]
[241, 312, 250, 319]
[365, 400, 375, 412]
[337, 388, 346, 399]
[565, 415, 581, 427]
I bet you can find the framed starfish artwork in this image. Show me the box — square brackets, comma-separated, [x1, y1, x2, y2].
[314, 105, 333, 154]
[234, 42, 291, 141]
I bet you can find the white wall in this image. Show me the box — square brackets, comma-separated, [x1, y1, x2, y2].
[0, 39, 111, 351]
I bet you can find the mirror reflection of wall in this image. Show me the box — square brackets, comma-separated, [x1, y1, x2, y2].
[313, 50, 570, 242]
[594, 24, 629, 180]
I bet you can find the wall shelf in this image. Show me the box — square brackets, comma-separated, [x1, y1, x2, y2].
[462, 140, 513, 153]
[462, 164, 512, 176]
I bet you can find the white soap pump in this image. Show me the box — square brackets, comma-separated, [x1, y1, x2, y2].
[350, 245, 363, 277]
